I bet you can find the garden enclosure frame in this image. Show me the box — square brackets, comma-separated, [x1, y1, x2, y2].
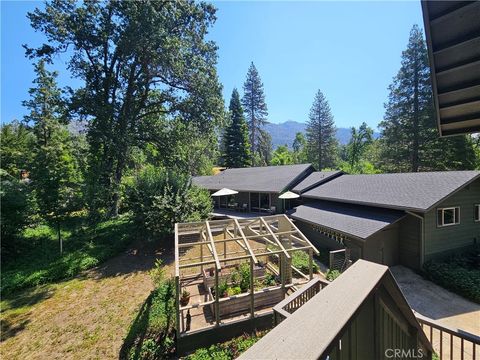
[174, 215, 319, 336]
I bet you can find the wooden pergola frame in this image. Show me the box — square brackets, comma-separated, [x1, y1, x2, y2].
[174, 215, 319, 337]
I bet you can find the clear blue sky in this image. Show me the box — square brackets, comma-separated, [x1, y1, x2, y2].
[1, 1, 424, 130]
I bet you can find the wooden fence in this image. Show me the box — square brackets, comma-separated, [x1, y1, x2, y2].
[273, 277, 329, 325]
[416, 313, 480, 360]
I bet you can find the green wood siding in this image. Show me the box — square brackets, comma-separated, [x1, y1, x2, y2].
[326, 289, 430, 360]
[364, 224, 400, 266]
[424, 179, 480, 261]
[399, 215, 421, 269]
[293, 221, 345, 251]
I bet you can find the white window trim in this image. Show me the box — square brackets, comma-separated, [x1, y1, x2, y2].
[437, 206, 460, 227]
[475, 204, 480, 222]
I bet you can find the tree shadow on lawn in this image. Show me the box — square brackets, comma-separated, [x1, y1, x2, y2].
[118, 291, 154, 360]
[87, 235, 175, 281]
[0, 285, 54, 341]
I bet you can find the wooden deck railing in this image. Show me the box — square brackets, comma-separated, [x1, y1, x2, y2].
[416, 313, 480, 360]
[273, 277, 330, 325]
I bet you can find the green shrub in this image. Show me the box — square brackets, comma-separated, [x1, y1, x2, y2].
[122, 273, 176, 360]
[1, 214, 134, 295]
[423, 253, 480, 304]
[124, 165, 212, 236]
[184, 331, 267, 360]
[326, 269, 341, 281]
[291, 251, 319, 274]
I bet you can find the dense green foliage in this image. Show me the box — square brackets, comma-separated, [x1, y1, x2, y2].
[379, 25, 477, 173]
[423, 251, 480, 304]
[242, 62, 272, 166]
[25, 61, 81, 249]
[216, 263, 277, 298]
[121, 261, 176, 360]
[222, 88, 251, 168]
[0, 121, 35, 176]
[1, 214, 134, 295]
[26, 0, 224, 216]
[125, 166, 212, 236]
[305, 90, 338, 170]
[271, 145, 294, 165]
[326, 269, 341, 281]
[0, 171, 34, 257]
[291, 251, 319, 274]
[184, 331, 267, 360]
[344, 123, 374, 170]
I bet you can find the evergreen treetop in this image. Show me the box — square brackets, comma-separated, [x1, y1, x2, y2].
[222, 88, 251, 168]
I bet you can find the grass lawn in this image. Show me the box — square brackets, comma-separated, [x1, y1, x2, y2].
[0, 233, 174, 359]
[1, 213, 135, 296]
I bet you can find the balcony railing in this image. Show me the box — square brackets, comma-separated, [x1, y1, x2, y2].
[416, 313, 480, 360]
[273, 277, 330, 325]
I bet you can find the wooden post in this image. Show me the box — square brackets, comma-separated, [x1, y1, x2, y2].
[200, 241, 204, 274]
[215, 267, 220, 326]
[309, 248, 313, 280]
[175, 275, 181, 336]
[250, 258, 255, 318]
[223, 227, 227, 259]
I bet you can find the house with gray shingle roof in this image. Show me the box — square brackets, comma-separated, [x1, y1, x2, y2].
[290, 171, 480, 269]
[291, 170, 343, 194]
[192, 163, 314, 213]
[194, 165, 480, 269]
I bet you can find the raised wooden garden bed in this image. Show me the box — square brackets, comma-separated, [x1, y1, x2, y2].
[208, 286, 285, 318]
[202, 264, 266, 289]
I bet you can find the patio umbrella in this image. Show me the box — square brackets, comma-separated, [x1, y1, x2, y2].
[211, 188, 238, 196]
[279, 191, 300, 212]
[279, 191, 300, 199]
[211, 188, 239, 210]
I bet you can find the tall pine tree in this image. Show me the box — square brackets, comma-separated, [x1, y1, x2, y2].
[23, 60, 80, 253]
[305, 90, 337, 170]
[222, 88, 251, 168]
[379, 25, 476, 172]
[242, 62, 271, 165]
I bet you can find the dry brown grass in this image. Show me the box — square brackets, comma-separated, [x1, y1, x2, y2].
[0, 239, 174, 360]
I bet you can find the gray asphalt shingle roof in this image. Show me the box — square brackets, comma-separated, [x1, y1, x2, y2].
[292, 170, 343, 193]
[289, 202, 405, 239]
[192, 164, 313, 193]
[302, 171, 480, 212]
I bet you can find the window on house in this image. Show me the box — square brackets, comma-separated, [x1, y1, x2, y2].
[475, 204, 480, 222]
[437, 207, 460, 227]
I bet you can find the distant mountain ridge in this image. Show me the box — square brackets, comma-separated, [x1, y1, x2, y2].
[265, 120, 379, 148]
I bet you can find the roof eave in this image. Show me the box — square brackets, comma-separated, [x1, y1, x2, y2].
[289, 213, 367, 243]
[300, 195, 429, 213]
[424, 172, 480, 212]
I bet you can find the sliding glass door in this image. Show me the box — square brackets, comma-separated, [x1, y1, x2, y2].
[249, 192, 271, 212]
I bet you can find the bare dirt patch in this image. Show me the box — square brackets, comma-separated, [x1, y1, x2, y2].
[1, 238, 174, 360]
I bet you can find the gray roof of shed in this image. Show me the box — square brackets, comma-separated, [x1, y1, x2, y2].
[239, 260, 432, 360]
[292, 170, 342, 193]
[302, 171, 480, 212]
[289, 202, 405, 239]
[192, 164, 313, 193]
